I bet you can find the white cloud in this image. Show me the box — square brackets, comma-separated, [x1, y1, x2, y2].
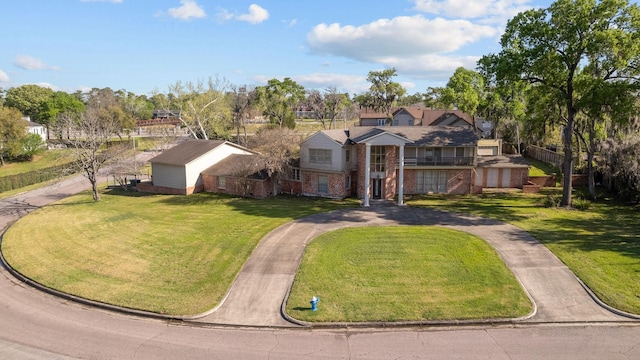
[307, 15, 496, 78]
[0, 69, 9, 82]
[35, 82, 59, 91]
[217, 4, 269, 24]
[294, 73, 367, 93]
[413, 0, 534, 24]
[236, 4, 269, 24]
[168, 0, 206, 20]
[282, 19, 298, 27]
[13, 55, 60, 71]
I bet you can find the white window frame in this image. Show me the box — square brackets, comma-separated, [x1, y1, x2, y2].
[310, 149, 332, 164]
[318, 175, 329, 193]
[217, 176, 226, 189]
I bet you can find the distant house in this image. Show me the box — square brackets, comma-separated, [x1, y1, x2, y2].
[360, 107, 480, 130]
[24, 117, 47, 142]
[139, 139, 258, 195]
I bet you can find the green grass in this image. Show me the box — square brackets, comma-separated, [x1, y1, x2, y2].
[0, 149, 73, 176]
[286, 226, 532, 322]
[406, 191, 640, 315]
[526, 156, 561, 178]
[2, 190, 357, 315]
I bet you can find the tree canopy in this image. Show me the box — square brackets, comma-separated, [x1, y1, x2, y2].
[255, 77, 305, 129]
[482, 0, 640, 206]
[4, 84, 55, 123]
[356, 68, 406, 121]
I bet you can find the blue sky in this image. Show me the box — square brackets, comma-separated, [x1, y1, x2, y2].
[0, 0, 553, 96]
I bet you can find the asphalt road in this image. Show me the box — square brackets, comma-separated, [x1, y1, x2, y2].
[0, 167, 639, 359]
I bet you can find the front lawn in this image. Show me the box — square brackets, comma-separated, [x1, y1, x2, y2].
[1, 190, 357, 315]
[0, 149, 73, 176]
[406, 191, 640, 315]
[286, 226, 532, 322]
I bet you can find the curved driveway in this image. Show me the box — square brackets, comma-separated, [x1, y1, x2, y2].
[1, 173, 639, 359]
[196, 203, 633, 326]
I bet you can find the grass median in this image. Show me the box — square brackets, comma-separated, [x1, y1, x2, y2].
[407, 190, 640, 315]
[286, 226, 532, 322]
[1, 190, 357, 315]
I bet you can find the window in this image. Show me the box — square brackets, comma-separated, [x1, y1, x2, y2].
[310, 149, 332, 164]
[290, 168, 301, 181]
[217, 176, 226, 189]
[377, 118, 386, 126]
[416, 171, 447, 193]
[345, 175, 351, 190]
[370, 146, 386, 172]
[345, 149, 350, 163]
[318, 175, 329, 193]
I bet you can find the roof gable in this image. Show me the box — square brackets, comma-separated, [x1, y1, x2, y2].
[310, 126, 477, 147]
[421, 109, 474, 127]
[149, 139, 227, 166]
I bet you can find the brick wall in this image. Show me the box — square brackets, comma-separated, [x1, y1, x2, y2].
[136, 180, 200, 195]
[202, 174, 272, 198]
[528, 175, 557, 187]
[302, 170, 349, 198]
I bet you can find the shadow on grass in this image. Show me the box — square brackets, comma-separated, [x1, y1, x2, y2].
[292, 306, 314, 312]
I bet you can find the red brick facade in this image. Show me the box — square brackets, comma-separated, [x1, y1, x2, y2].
[201, 174, 273, 199]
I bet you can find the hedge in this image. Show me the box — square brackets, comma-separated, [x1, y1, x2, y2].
[0, 162, 79, 193]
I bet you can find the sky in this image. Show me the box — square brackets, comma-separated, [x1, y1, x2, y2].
[0, 0, 554, 97]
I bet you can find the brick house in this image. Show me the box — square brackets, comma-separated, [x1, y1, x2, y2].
[296, 126, 529, 205]
[138, 139, 268, 196]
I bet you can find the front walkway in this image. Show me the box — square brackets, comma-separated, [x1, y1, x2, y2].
[194, 206, 633, 326]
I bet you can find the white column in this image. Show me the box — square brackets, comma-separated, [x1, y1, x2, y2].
[364, 143, 371, 207]
[398, 145, 405, 206]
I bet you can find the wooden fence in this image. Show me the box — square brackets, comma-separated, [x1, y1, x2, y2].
[526, 145, 565, 169]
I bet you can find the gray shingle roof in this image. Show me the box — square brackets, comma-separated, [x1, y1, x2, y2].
[322, 126, 478, 147]
[201, 154, 268, 179]
[149, 139, 225, 166]
[476, 155, 530, 168]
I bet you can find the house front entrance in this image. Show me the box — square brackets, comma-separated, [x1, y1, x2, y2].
[372, 178, 382, 199]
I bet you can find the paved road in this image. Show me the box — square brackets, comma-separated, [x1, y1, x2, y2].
[1, 172, 639, 358]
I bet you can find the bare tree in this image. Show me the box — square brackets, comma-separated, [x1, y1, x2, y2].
[62, 91, 122, 201]
[145, 124, 181, 152]
[307, 89, 328, 129]
[250, 128, 301, 195]
[230, 85, 256, 146]
[324, 86, 350, 129]
[166, 76, 232, 140]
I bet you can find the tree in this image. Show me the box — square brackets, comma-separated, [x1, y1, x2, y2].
[20, 133, 46, 161]
[255, 78, 305, 129]
[397, 92, 424, 107]
[323, 87, 350, 129]
[4, 84, 54, 123]
[164, 77, 232, 140]
[575, 72, 638, 198]
[230, 85, 256, 146]
[39, 91, 86, 139]
[249, 127, 301, 194]
[355, 68, 406, 122]
[62, 91, 123, 201]
[306, 89, 327, 128]
[482, 0, 640, 207]
[423, 87, 446, 109]
[306, 87, 349, 130]
[441, 67, 485, 115]
[0, 107, 26, 166]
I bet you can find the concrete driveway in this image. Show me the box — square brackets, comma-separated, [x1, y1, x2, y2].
[194, 203, 635, 326]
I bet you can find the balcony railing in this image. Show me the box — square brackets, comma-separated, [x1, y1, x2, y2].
[402, 156, 474, 166]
